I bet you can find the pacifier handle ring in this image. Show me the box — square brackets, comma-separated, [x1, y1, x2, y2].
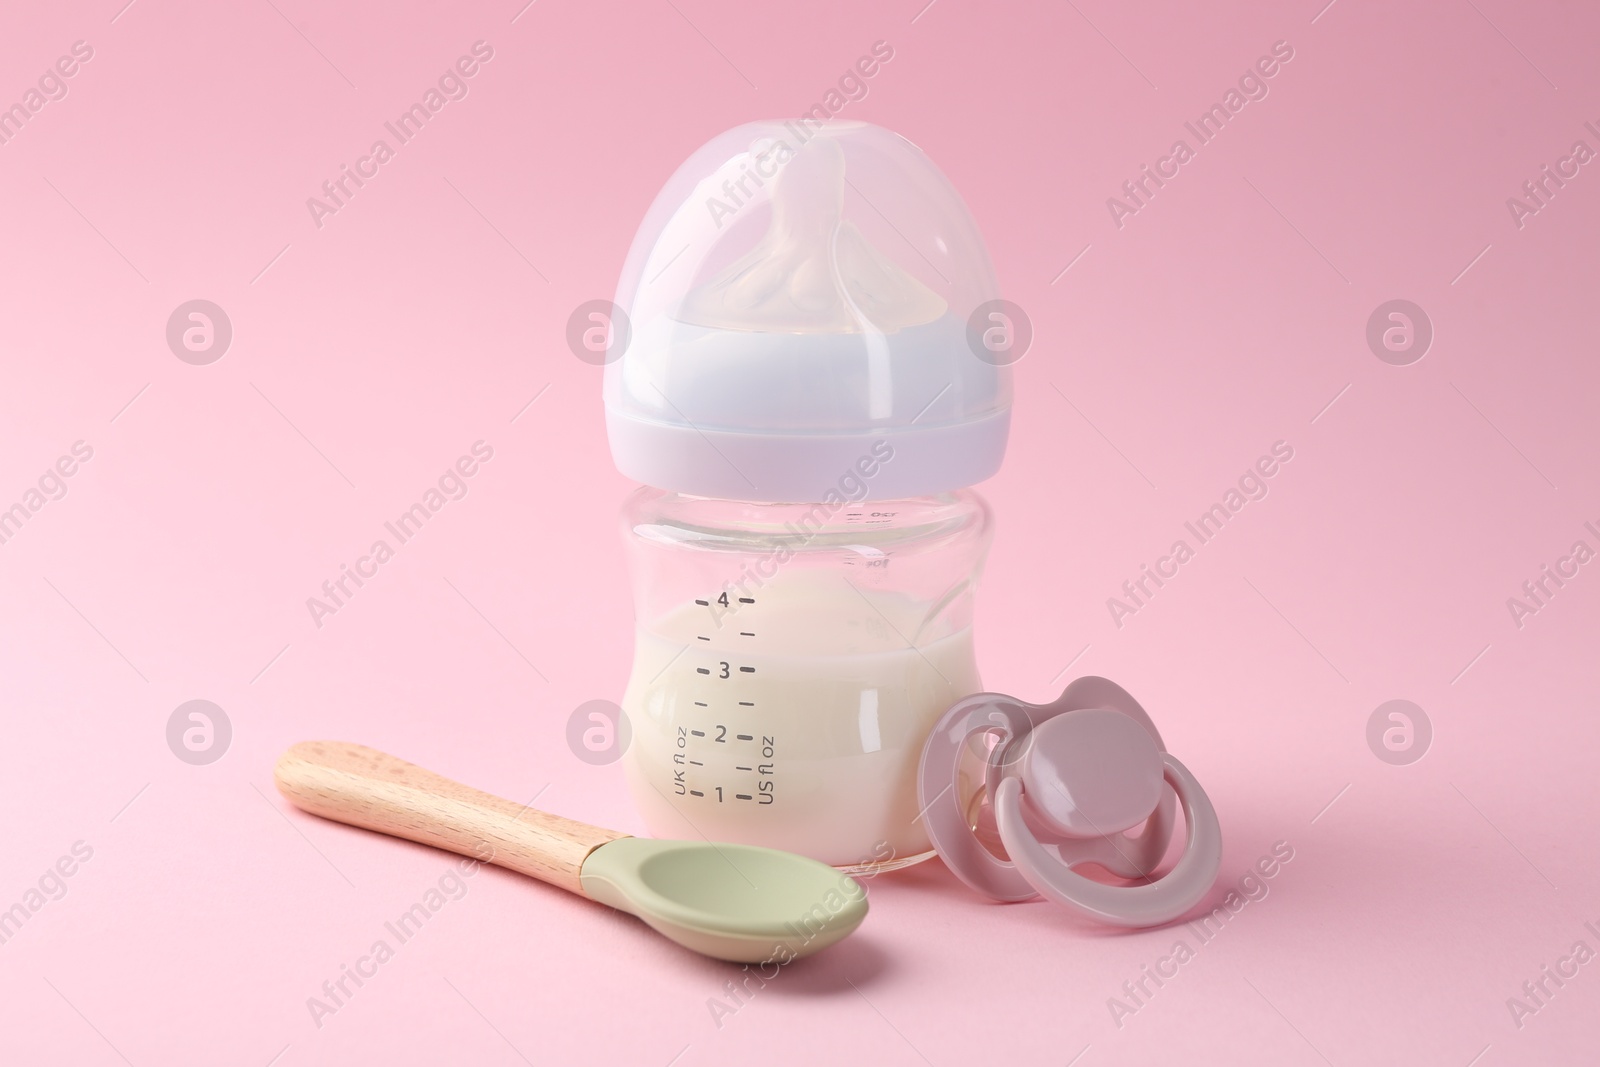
[1048, 781, 1177, 881]
[994, 754, 1222, 928]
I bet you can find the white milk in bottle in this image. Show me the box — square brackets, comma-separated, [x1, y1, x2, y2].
[622, 575, 981, 867]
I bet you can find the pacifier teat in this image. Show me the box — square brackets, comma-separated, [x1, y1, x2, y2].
[919, 677, 1222, 927]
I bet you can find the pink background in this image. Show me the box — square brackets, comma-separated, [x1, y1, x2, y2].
[3, 0, 1598, 1063]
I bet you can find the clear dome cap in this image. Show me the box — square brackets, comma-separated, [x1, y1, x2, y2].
[605, 120, 1012, 503]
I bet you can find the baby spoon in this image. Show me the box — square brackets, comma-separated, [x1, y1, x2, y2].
[273, 741, 867, 963]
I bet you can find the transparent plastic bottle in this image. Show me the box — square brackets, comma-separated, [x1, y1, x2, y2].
[604, 120, 1012, 871]
[619, 489, 992, 870]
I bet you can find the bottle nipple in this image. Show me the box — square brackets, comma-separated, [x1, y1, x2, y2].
[678, 136, 947, 334]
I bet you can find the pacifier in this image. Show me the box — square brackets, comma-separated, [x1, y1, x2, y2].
[918, 677, 1221, 927]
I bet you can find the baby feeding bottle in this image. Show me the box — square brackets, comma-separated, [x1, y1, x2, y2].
[605, 121, 1012, 871]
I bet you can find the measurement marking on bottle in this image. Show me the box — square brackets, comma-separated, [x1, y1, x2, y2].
[697, 636, 710, 641]
[739, 666, 755, 673]
[693, 701, 707, 707]
[735, 765, 751, 771]
[690, 790, 704, 797]
[694, 599, 709, 606]
[691, 730, 705, 737]
[738, 597, 755, 604]
[736, 734, 753, 741]
[736, 794, 752, 801]
[690, 760, 703, 766]
[739, 632, 754, 637]
[738, 701, 754, 707]
[696, 667, 710, 675]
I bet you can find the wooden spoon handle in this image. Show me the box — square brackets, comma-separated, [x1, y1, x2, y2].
[273, 741, 627, 896]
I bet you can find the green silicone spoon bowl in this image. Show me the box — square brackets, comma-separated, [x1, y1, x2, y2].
[581, 837, 867, 962]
